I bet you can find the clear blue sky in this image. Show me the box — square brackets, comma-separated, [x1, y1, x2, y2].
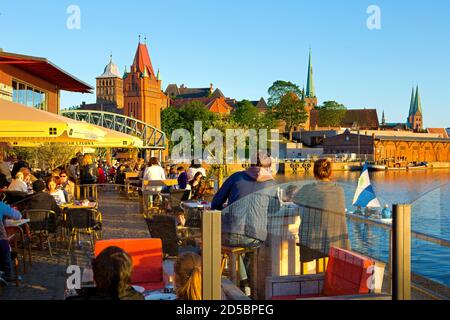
[1, 0, 449, 127]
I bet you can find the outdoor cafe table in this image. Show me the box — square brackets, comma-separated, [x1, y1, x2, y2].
[60, 201, 98, 210]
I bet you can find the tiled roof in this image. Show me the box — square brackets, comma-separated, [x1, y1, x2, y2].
[427, 128, 449, 138]
[132, 43, 155, 77]
[310, 109, 379, 130]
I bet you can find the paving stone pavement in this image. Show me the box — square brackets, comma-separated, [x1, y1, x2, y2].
[0, 187, 149, 300]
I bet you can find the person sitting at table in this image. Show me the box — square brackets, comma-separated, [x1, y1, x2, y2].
[142, 157, 166, 191]
[189, 172, 207, 201]
[0, 201, 22, 285]
[47, 179, 67, 205]
[58, 170, 75, 202]
[177, 166, 189, 190]
[22, 180, 61, 233]
[10, 156, 30, 181]
[7, 172, 28, 193]
[186, 159, 206, 182]
[67, 246, 144, 300]
[211, 151, 277, 296]
[174, 252, 202, 300]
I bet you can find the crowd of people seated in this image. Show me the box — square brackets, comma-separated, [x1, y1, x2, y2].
[2, 148, 353, 300]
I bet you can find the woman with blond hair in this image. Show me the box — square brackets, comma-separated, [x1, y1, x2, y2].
[7, 171, 28, 193]
[174, 252, 202, 300]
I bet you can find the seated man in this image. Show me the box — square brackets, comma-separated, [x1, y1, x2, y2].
[211, 151, 277, 295]
[21, 180, 61, 233]
[0, 202, 22, 285]
[67, 246, 144, 300]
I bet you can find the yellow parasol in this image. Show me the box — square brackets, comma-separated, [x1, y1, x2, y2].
[0, 100, 105, 142]
[6, 123, 143, 149]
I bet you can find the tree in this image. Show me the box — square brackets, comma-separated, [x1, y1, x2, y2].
[161, 106, 182, 137]
[232, 100, 276, 130]
[14, 143, 78, 172]
[274, 92, 308, 141]
[317, 101, 347, 128]
[268, 80, 303, 107]
[178, 101, 217, 134]
[232, 100, 260, 128]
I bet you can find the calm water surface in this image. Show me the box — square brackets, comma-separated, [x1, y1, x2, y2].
[278, 169, 450, 287]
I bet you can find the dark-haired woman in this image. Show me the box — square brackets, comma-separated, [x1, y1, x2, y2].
[293, 158, 350, 263]
[67, 246, 144, 300]
[186, 160, 206, 182]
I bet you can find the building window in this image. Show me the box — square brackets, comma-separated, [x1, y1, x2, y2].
[12, 80, 47, 110]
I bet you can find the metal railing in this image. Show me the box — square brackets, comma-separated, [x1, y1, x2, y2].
[61, 110, 166, 149]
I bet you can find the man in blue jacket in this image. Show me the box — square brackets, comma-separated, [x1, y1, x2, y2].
[211, 151, 278, 296]
[0, 201, 22, 286]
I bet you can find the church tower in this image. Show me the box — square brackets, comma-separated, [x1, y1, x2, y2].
[303, 49, 318, 130]
[123, 40, 168, 129]
[96, 55, 123, 108]
[408, 86, 423, 132]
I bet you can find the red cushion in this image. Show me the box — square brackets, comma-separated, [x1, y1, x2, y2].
[323, 247, 374, 296]
[94, 239, 163, 284]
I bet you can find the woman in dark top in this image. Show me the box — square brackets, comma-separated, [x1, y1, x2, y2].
[67, 246, 144, 300]
[189, 172, 206, 200]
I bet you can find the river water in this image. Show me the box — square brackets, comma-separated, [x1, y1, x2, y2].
[277, 169, 450, 287]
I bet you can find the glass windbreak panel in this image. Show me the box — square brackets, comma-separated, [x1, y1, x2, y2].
[218, 175, 391, 299]
[410, 183, 450, 296]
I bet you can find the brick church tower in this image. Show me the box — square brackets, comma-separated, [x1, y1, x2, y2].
[123, 40, 168, 129]
[96, 55, 124, 108]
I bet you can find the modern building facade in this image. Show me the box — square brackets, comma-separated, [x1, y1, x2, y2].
[0, 49, 92, 114]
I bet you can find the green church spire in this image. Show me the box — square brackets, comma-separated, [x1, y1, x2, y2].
[413, 85, 422, 115]
[408, 86, 415, 119]
[306, 49, 315, 98]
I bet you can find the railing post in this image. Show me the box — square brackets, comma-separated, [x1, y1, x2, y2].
[392, 204, 411, 300]
[202, 210, 222, 300]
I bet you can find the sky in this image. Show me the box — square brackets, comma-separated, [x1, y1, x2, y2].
[0, 0, 449, 128]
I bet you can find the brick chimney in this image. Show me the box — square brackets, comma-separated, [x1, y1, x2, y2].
[210, 83, 214, 94]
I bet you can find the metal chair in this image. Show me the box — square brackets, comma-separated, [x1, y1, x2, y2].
[145, 215, 198, 258]
[2, 191, 29, 206]
[24, 209, 57, 256]
[65, 208, 102, 255]
[168, 189, 191, 215]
